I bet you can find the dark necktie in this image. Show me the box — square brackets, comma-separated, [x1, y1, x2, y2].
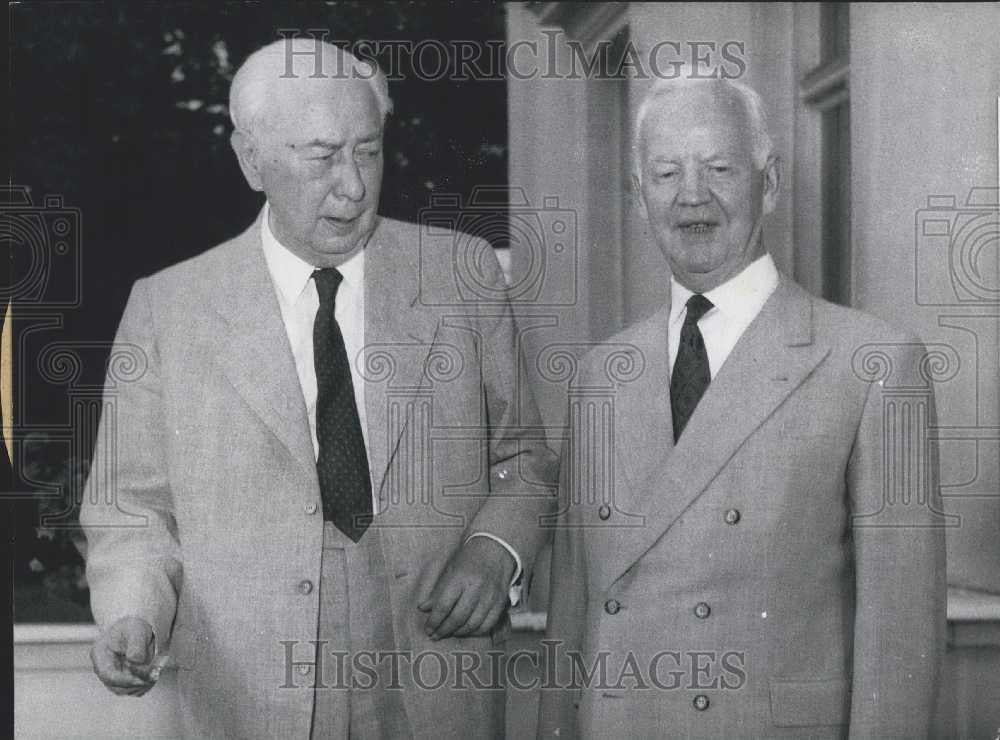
[670, 293, 714, 442]
[312, 268, 372, 541]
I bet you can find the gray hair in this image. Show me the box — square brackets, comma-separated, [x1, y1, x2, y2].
[634, 75, 773, 174]
[229, 38, 393, 139]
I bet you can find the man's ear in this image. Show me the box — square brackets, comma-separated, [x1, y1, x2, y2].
[632, 172, 648, 220]
[231, 130, 265, 192]
[761, 154, 781, 216]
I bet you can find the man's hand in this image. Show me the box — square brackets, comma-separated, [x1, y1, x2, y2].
[416, 538, 515, 640]
[90, 616, 158, 696]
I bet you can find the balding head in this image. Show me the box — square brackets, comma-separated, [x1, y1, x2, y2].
[229, 38, 392, 141]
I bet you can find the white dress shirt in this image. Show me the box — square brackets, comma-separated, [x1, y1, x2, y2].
[261, 203, 368, 465]
[668, 253, 781, 378]
[260, 204, 523, 603]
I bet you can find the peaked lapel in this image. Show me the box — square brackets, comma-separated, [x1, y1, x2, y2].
[602, 277, 831, 588]
[578, 301, 674, 592]
[211, 213, 316, 479]
[362, 219, 441, 503]
[611, 301, 675, 520]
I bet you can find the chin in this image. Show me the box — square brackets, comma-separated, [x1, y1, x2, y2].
[672, 254, 724, 275]
[317, 244, 363, 264]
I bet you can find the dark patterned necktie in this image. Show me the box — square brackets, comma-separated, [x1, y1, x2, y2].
[670, 294, 715, 442]
[312, 268, 372, 541]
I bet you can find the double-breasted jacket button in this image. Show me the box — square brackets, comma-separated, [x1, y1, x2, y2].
[724, 508, 741, 525]
[693, 694, 710, 711]
[304, 502, 318, 515]
[598, 504, 611, 520]
[694, 602, 711, 619]
[604, 599, 621, 615]
[297, 579, 314, 595]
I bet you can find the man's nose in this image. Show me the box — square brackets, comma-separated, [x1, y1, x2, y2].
[677, 168, 709, 205]
[331, 157, 366, 202]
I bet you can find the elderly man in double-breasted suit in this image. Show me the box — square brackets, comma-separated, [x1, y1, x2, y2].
[538, 76, 946, 739]
[82, 39, 557, 739]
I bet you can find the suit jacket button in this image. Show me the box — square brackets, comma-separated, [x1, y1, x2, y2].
[598, 504, 611, 520]
[694, 602, 711, 619]
[297, 579, 314, 595]
[304, 502, 318, 515]
[693, 694, 709, 711]
[604, 599, 621, 615]
[724, 508, 741, 525]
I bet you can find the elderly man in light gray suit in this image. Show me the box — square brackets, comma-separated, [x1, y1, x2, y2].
[538, 76, 946, 738]
[82, 39, 556, 739]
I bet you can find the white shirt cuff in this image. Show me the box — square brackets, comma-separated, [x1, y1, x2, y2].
[464, 532, 524, 607]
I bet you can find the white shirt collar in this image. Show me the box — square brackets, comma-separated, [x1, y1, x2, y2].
[669, 253, 779, 326]
[260, 202, 365, 306]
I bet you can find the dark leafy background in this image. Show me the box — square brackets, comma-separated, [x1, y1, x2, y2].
[11, 1, 508, 622]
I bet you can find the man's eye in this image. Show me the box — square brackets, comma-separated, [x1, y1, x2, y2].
[356, 148, 381, 159]
[711, 165, 731, 174]
[656, 171, 678, 180]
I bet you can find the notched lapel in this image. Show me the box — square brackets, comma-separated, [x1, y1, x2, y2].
[212, 222, 316, 478]
[603, 279, 831, 589]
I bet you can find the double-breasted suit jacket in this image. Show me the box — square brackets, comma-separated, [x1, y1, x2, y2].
[538, 276, 946, 739]
[82, 212, 557, 739]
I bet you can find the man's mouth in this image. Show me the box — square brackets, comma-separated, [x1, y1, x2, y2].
[678, 221, 717, 234]
[323, 215, 358, 229]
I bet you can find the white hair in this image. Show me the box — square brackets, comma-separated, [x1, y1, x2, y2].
[633, 75, 773, 174]
[229, 38, 393, 139]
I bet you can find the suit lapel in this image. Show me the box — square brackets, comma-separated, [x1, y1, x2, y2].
[602, 277, 831, 588]
[579, 302, 673, 592]
[362, 219, 440, 504]
[212, 214, 316, 478]
[612, 302, 675, 520]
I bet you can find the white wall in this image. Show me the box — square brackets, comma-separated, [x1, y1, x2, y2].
[14, 626, 181, 739]
[851, 1, 1000, 592]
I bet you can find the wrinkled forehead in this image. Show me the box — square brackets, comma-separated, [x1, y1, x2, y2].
[639, 82, 752, 159]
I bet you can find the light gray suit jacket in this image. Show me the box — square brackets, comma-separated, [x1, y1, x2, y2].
[82, 212, 558, 739]
[538, 276, 946, 739]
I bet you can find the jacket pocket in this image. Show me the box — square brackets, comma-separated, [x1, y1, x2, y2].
[769, 678, 850, 727]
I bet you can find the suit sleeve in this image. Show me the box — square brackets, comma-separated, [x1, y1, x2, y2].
[463, 241, 559, 583]
[846, 336, 946, 738]
[536, 429, 587, 740]
[81, 278, 182, 645]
